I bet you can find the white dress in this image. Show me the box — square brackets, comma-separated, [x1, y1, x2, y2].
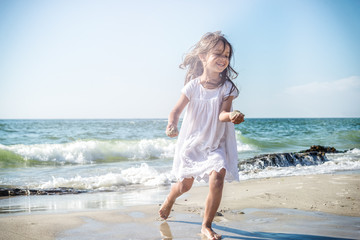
[172, 78, 239, 182]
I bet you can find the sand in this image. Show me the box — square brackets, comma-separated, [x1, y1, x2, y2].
[0, 173, 359, 239]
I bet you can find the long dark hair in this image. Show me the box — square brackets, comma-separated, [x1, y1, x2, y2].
[179, 31, 239, 98]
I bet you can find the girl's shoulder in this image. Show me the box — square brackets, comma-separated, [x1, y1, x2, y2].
[182, 78, 201, 98]
[183, 78, 201, 90]
[223, 79, 239, 98]
[223, 79, 234, 88]
[186, 77, 201, 86]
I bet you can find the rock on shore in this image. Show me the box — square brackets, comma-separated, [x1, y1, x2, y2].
[238, 145, 344, 171]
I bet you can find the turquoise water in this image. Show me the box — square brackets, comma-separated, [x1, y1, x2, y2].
[0, 118, 359, 190]
[237, 118, 360, 154]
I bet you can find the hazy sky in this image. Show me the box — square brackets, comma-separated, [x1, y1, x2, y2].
[0, 0, 359, 119]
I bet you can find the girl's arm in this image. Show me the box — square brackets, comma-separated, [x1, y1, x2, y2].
[219, 96, 245, 124]
[166, 93, 189, 137]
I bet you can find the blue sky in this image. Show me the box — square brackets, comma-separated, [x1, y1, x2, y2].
[0, 0, 359, 119]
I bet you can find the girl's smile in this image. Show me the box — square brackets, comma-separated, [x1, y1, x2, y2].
[202, 41, 230, 74]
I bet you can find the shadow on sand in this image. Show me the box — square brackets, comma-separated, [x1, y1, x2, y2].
[160, 220, 354, 240]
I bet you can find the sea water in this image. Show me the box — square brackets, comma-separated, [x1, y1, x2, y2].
[0, 118, 359, 192]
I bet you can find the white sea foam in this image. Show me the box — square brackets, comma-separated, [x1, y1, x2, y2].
[2, 149, 359, 190]
[235, 130, 257, 152]
[0, 139, 176, 164]
[36, 147, 360, 189]
[37, 163, 173, 190]
[237, 139, 254, 152]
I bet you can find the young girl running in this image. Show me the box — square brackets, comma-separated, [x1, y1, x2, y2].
[159, 31, 245, 240]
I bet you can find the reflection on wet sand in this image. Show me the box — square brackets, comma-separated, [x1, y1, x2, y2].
[159, 221, 173, 239]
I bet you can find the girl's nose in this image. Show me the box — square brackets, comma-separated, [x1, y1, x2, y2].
[219, 55, 228, 62]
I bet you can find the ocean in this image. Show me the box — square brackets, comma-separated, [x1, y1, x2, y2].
[0, 118, 359, 213]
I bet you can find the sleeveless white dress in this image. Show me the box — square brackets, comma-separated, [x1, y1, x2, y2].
[172, 78, 239, 182]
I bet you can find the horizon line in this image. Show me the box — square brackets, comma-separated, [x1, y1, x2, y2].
[1, 117, 359, 120]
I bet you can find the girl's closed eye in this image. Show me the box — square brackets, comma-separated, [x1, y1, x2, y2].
[214, 52, 229, 59]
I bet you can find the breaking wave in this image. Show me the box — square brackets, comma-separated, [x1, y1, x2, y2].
[36, 163, 173, 190]
[0, 139, 176, 165]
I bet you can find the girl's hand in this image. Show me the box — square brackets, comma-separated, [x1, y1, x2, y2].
[230, 110, 245, 124]
[165, 124, 179, 137]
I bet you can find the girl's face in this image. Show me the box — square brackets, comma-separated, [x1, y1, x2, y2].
[202, 41, 230, 74]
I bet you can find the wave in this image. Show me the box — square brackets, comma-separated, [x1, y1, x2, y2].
[235, 131, 256, 152]
[0, 135, 258, 167]
[0, 139, 176, 166]
[338, 130, 360, 144]
[30, 163, 172, 191]
[2, 148, 359, 193]
[0, 163, 174, 196]
[0, 149, 28, 168]
[236, 130, 293, 151]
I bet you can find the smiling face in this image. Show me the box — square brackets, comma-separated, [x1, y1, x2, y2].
[201, 40, 231, 74]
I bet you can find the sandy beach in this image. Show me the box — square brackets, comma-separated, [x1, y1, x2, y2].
[0, 173, 359, 240]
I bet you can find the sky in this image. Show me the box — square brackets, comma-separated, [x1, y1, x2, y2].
[0, 0, 359, 119]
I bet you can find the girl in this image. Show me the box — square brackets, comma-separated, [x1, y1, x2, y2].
[159, 31, 245, 240]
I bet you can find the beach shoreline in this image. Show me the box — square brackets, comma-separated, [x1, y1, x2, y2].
[0, 173, 359, 239]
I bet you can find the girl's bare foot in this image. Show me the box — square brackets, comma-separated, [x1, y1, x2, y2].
[158, 197, 175, 220]
[201, 226, 222, 240]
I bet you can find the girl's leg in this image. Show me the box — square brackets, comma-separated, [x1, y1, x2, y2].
[159, 177, 194, 219]
[201, 168, 226, 240]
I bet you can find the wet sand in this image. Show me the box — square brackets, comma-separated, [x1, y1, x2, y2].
[0, 173, 359, 239]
